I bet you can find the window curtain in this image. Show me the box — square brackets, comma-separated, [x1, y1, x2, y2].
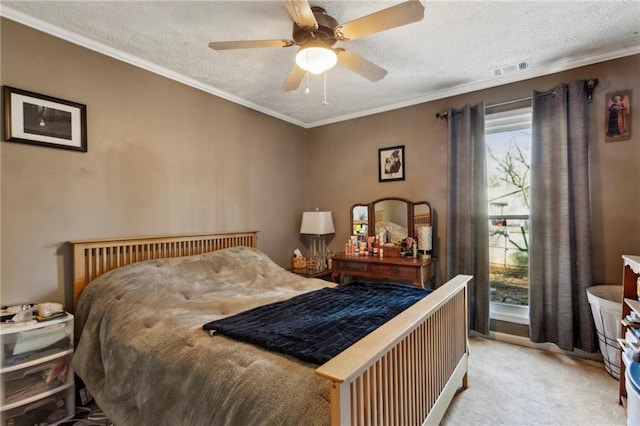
[445, 103, 490, 335]
[529, 80, 596, 352]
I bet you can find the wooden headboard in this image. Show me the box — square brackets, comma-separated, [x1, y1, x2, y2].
[69, 231, 258, 310]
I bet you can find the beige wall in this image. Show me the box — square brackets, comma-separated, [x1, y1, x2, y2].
[307, 103, 448, 283]
[308, 54, 640, 287]
[2, 18, 639, 309]
[1, 20, 308, 306]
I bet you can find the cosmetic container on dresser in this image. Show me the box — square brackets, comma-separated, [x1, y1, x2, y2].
[0, 313, 75, 425]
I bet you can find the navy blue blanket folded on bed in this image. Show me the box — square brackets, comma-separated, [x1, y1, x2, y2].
[202, 281, 431, 365]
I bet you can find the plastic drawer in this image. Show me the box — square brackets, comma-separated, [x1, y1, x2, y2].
[1, 318, 72, 369]
[1, 354, 72, 406]
[1, 387, 72, 426]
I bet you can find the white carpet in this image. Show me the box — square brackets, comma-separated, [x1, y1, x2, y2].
[441, 337, 627, 426]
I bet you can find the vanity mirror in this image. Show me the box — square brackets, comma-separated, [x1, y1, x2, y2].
[337, 197, 435, 287]
[373, 198, 409, 243]
[413, 202, 431, 229]
[413, 201, 433, 255]
[350, 197, 431, 241]
[351, 204, 369, 236]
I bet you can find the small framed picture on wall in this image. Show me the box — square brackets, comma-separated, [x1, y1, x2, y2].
[378, 145, 405, 182]
[605, 90, 631, 143]
[3, 86, 87, 152]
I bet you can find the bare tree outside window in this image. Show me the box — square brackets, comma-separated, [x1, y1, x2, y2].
[487, 129, 531, 306]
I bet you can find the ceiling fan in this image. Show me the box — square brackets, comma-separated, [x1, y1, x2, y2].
[208, 0, 425, 91]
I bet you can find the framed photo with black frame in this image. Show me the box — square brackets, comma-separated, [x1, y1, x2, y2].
[3, 86, 87, 152]
[378, 145, 405, 182]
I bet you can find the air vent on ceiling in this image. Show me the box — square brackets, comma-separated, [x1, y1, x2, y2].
[491, 59, 531, 77]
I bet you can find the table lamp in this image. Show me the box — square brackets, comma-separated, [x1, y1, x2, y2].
[300, 209, 335, 270]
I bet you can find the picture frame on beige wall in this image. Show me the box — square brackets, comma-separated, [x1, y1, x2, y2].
[378, 145, 405, 182]
[3, 86, 87, 152]
[605, 90, 631, 143]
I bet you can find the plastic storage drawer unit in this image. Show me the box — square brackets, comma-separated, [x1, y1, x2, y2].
[1, 387, 72, 426]
[1, 319, 72, 368]
[0, 314, 75, 425]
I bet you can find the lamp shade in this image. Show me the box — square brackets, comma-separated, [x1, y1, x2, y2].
[295, 46, 337, 75]
[300, 211, 335, 235]
[418, 225, 432, 251]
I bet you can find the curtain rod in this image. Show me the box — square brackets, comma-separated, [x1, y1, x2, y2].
[435, 103, 481, 120]
[434, 97, 530, 120]
[435, 110, 448, 120]
[486, 96, 532, 109]
[434, 78, 598, 120]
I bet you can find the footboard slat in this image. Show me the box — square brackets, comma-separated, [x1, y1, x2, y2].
[316, 274, 471, 426]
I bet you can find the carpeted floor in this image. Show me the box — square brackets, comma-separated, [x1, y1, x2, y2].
[441, 336, 627, 426]
[68, 336, 627, 425]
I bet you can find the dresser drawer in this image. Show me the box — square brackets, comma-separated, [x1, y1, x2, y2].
[334, 260, 372, 273]
[372, 264, 418, 280]
[1, 318, 73, 369]
[2, 354, 72, 406]
[1, 387, 72, 426]
[331, 255, 431, 288]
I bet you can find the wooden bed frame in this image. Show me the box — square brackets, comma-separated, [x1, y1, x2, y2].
[70, 231, 470, 425]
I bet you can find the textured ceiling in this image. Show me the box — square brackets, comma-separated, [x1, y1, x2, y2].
[2, 1, 639, 128]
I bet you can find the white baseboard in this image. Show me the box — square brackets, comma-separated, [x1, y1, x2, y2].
[471, 330, 603, 361]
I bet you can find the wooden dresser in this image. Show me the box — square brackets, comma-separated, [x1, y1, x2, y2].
[331, 254, 434, 288]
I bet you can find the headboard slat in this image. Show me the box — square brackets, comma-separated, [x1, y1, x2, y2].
[70, 231, 258, 311]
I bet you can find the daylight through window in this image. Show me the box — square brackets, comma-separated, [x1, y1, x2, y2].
[485, 103, 532, 323]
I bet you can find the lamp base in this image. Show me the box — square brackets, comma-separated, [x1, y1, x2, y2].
[308, 236, 329, 270]
[419, 250, 432, 259]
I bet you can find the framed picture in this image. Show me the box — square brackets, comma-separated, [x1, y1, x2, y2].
[3, 86, 87, 152]
[378, 145, 405, 182]
[605, 90, 631, 143]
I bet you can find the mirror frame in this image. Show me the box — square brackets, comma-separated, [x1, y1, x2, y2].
[350, 197, 432, 239]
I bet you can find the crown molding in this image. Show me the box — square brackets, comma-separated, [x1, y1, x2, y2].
[306, 45, 640, 128]
[3, 6, 639, 130]
[0, 7, 307, 128]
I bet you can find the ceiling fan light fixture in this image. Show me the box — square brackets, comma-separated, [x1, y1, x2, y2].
[295, 46, 337, 74]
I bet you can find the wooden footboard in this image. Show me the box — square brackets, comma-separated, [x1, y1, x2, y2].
[69, 231, 258, 310]
[315, 274, 471, 426]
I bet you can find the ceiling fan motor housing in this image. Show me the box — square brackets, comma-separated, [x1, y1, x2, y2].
[292, 6, 338, 47]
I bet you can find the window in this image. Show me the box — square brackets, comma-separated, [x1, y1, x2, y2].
[485, 104, 532, 325]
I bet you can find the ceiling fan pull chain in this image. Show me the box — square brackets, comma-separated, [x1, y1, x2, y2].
[305, 71, 310, 94]
[322, 72, 329, 105]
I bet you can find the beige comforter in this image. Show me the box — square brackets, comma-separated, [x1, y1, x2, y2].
[73, 246, 335, 426]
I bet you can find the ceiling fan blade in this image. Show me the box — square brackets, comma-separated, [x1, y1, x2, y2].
[336, 49, 388, 82]
[281, 64, 306, 91]
[335, 0, 425, 41]
[283, 0, 318, 31]
[208, 40, 294, 50]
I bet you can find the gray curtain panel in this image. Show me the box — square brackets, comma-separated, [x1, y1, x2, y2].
[445, 103, 490, 335]
[529, 81, 597, 352]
